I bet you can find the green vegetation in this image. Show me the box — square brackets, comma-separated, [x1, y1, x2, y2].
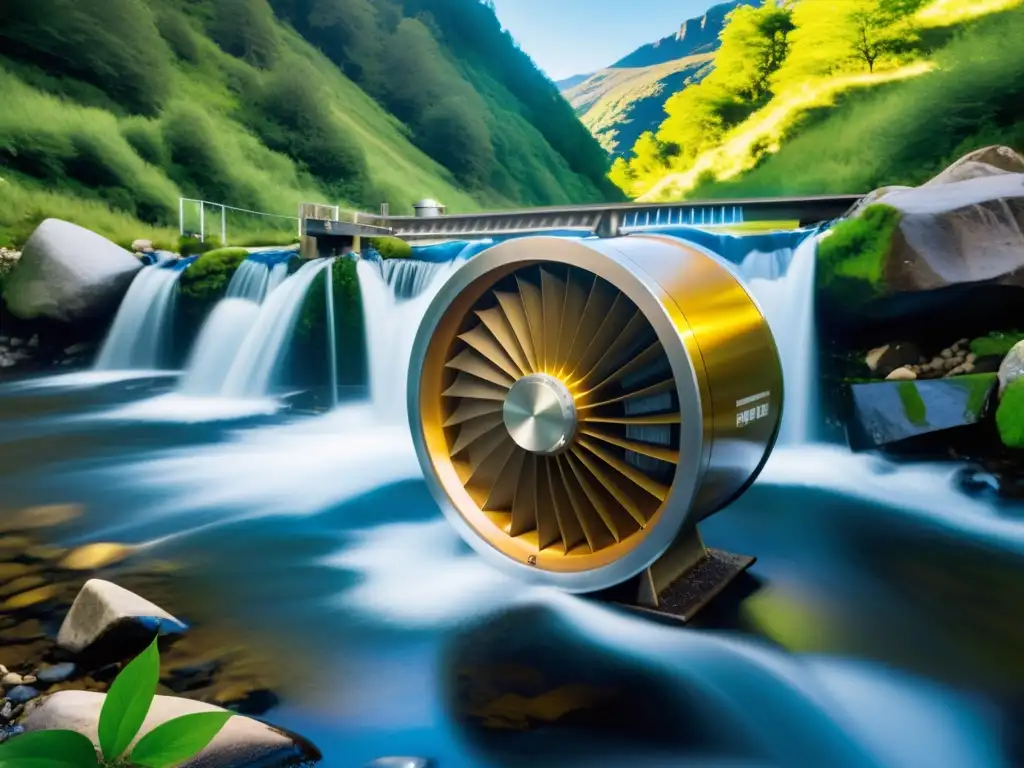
[611, 0, 1024, 199]
[178, 247, 249, 303]
[958, 373, 998, 418]
[816, 204, 901, 306]
[0, 636, 231, 766]
[293, 258, 366, 390]
[366, 236, 412, 260]
[996, 378, 1024, 448]
[897, 381, 928, 426]
[0, 0, 615, 249]
[970, 331, 1024, 359]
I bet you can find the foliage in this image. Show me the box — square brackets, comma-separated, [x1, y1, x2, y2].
[690, 4, 1024, 198]
[996, 378, 1024, 449]
[178, 247, 249, 302]
[156, 10, 200, 65]
[0, 637, 232, 767]
[0, 0, 172, 115]
[208, 0, 279, 69]
[366, 236, 412, 259]
[897, 381, 927, 426]
[816, 204, 901, 306]
[971, 332, 1024, 359]
[120, 118, 169, 169]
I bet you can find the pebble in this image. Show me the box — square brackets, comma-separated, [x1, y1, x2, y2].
[0, 701, 12, 721]
[886, 367, 917, 381]
[5, 686, 38, 704]
[1, 673, 23, 687]
[8, 338, 23, 349]
[0, 665, 7, 677]
[941, 349, 953, 359]
[35, 663, 76, 684]
[0, 724, 24, 744]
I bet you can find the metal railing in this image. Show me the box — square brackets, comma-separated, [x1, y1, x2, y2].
[179, 198, 336, 245]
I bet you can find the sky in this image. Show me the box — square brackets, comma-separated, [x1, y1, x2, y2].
[489, 0, 717, 81]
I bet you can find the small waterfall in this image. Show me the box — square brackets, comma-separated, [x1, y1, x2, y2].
[325, 262, 339, 408]
[94, 262, 187, 371]
[737, 235, 821, 445]
[177, 298, 261, 396]
[220, 259, 333, 398]
[226, 253, 293, 303]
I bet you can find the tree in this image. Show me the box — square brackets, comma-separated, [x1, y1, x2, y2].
[713, 1, 795, 103]
[209, 0, 279, 69]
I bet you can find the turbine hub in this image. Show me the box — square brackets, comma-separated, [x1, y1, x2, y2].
[502, 374, 576, 455]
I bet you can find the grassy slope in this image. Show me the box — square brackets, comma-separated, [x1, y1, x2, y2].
[0, 7, 505, 249]
[564, 55, 713, 156]
[640, 2, 1024, 200]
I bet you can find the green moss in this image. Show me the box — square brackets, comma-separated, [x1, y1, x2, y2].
[970, 331, 1024, 359]
[366, 236, 412, 260]
[178, 246, 248, 302]
[293, 258, 366, 389]
[954, 372, 999, 418]
[897, 381, 928, 427]
[817, 204, 902, 309]
[996, 378, 1024, 449]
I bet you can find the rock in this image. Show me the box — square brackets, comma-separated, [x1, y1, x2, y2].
[8, 338, 23, 348]
[0, 665, 7, 677]
[866, 342, 923, 378]
[846, 374, 998, 451]
[1, 219, 143, 324]
[0, 701, 13, 721]
[21, 675, 36, 685]
[2, 672, 24, 687]
[26, 334, 39, 349]
[34, 663, 76, 685]
[6, 686, 38, 704]
[998, 341, 1024, 396]
[886, 367, 917, 381]
[57, 579, 187, 659]
[63, 342, 93, 356]
[0, 724, 24, 743]
[365, 759, 432, 768]
[131, 239, 154, 253]
[21, 691, 322, 767]
[925, 145, 1024, 186]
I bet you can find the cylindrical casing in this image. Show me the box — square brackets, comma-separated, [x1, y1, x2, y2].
[409, 235, 783, 593]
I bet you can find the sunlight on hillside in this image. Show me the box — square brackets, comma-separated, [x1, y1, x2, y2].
[917, 0, 1024, 27]
[636, 63, 933, 202]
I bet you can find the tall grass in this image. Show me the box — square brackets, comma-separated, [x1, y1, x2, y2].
[694, 6, 1024, 197]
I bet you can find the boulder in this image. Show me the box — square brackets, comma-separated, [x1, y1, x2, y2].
[57, 579, 187, 660]
[20, 691, 321, 768]
[998, 340, 1024, 397]
[846, 374, 997, 451]
[925, 145, 1024, 186]
[2, 219, 142, 324]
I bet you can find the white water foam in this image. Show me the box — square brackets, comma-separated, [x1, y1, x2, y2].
[94, 265, 184, 371]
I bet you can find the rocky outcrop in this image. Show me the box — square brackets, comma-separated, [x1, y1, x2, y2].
[998, 341, 1024, 397]
[2, 219, 142, 324]
[846, 374, 998, 451]
[57, 579, 187, 660]
[20, 691, 321, 767]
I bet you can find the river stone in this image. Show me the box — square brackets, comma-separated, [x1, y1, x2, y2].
[868, 342, 922, 377]
[846, 375, 998, 451]
[885, 367, 917, 381]
[20, 691, 322, 767]
[57, 579, 187, 658]
[1, 219, 142, 324]
[34, 663, 76, 684]
[925, 145, 1024, 186]
[998, 341, 1024, 397]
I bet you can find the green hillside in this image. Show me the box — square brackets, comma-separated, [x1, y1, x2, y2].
[610, 0, 1024, 201]
[0, 0, 618, 248]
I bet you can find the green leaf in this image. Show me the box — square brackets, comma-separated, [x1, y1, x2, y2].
[129, 712, 233, 768]
[98, 635, 160, 761]
[0, 729, 99, 767]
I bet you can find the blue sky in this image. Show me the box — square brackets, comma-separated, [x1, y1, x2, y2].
[489, 0, 717, 81]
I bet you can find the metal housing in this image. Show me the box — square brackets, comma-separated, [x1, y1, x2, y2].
[408, 235, 783, 593]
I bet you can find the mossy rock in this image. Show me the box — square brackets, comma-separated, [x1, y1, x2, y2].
[817, 204, 902, 311]
[970, 331, 1024, 359]
[366, 236, 412, 260]
[178, 247, 249, 303]
[996, 378, 1024, 449]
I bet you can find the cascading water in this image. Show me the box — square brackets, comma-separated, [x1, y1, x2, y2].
[94, 261, 190, 371]
[177, 299, 262, 396]
[226, 252, 293, 303]
[220, 259, 334, 398]
[325, 261, 339, 408]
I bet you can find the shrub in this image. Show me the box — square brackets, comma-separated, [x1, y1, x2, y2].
[366, 236, 411, 259]
[996, 378, 1024, 449]
[0, 0, 172, 115]
[209, 0, 279, 69]
[156, 9, 200, 63]
[179, 246, 249, 303]
[120, 117, 169, 167]
[817, 204, 902, 307]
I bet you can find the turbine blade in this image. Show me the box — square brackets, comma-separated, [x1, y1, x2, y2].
[476, 306, 529, 376]
[444, 399, 503, 427]
[555, 268, 591, 376]
[583, 412, 681, 426]
[568, 294, 635, 385]
[445, 349, 516, 388]
[509, 453, 538, 537]
[578, 379, 675, 411]
[558, 455, 617, 550]
[483, 446, 526, 512]
[450, 413, 505, 456]
[540, 268, 565, 375]
[579, 429, 679, 466]
[547, 457, 586, 552]
[516, 274, 545, 373]
[495, 290, 537, 372]
[459, 325, 524, 381]
[443, 374, 509, 401]
[564, 277, 616, 376]
[571, 446, 648, 527]
[536, 458, 562, 550]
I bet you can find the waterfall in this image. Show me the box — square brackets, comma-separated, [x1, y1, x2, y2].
[177, 298, 262, 396]
[94, 263, 186, 371]
[220, 259, 333, 398]
[736, 234, 821, 445]
[325, 262, 339, 409]
[226, 253, 293, 303]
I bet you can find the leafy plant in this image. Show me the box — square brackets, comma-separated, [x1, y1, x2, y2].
[0, 637, 232, 767]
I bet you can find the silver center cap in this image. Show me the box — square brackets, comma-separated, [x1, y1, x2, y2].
[503, 374, 577, 455]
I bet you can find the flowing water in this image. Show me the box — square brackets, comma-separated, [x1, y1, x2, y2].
[0, 236, 1020, 768]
